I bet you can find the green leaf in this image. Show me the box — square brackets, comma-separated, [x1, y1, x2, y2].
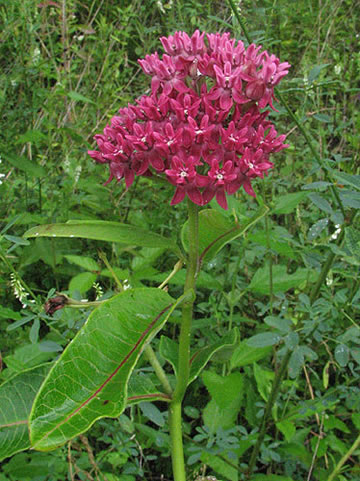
[352, 413, 360, 429]
[29, 288, 183, 450]
[3, 344, 54, 374]
[248, 229, 295, 258]
[345, 227, 360, 260]
[308, 192, 333, 214]
[302, 181, 332, 191]
[160, 329, 238, 384]
[249, 265, 316, 294]
[0, 364, 50, 462]
[246, 332, 282, 348]
[307, 218, 329, 240]
[202, 372, 244, 431]
[288, 347, 304, 378]
[181, 206, 268, 262]
[15, 130, 47, 145]
[139, 402, 165, 427]
[334, 344, 349, 367]
[313, 113, 332, 123]
[5, 154, 46, 178]
[3, 235, 30, 246]
[67, 91, 95, 104]
[29, 318, 40, 344]
[333, 171, 360, 191]
[0, 307, 22, 321]
[272, 192, 308, 214]
[127, 372, 170, 406]
[64, 255, 99, 272]
[276, 420, 296, 442]
[253, 363, 274, 401]
[202, 371, 244, 408]
[264, 316, 293, 333]
[201, 451, 238, 481]
[308, 64, 329, 83]
[24, 221, 182, 257]
[230, 340, 272, 369]
[69, 272, 97, 294]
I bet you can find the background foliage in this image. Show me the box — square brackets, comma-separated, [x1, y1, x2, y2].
[1, 0, 360, 480]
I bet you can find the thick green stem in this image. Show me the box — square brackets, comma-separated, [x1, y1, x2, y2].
[169, 200, 199, 481]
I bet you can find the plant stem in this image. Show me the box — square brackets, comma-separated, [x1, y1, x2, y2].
[246, 349, 291, 478]
[169, 200, 199, 481]
[327, 431, 360, 481]
[144, 345, 173, 396]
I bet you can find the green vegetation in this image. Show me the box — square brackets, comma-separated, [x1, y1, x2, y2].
[1, 0, 360, 480]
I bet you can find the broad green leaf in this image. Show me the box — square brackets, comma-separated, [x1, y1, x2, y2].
[333, 171, 360, 191]
[202, 371, 244, 408]
[3, 235, 30, 246]
[202, 372, 244, 431]
[249, 265, 316, 294]
[0, 364, 50, 462]
[248, 229, 295, 258]
[29, 288, 188, 450]
[351, 348, 360, 365]
[334, 343, 349, 367]
[313, 113, 332, 123]
[160, 329, 238, 384]
[307, 218, 329, 240]
[5, 154, 46, 178]
[302, 181, 332, 191]
[253, 363, 274, 401]
[276, 420, 296, 442]
[24, 221, 182, 258]
[288, 347, 304, 378]
[345, 227, 360, 260]
[308, 192, 333, 214]
[127, 372, 170, 406]
[64, 255, 99, 272]
[324, 414, 350, 433]
[3, 344, 53, 375]
[230, 341, 272, 369]
[272, 192, 308, 214]
[139, 402, 165, 427]
[340, 189, 360, 209]
[308, 64, 329, 83]
[264, 316, 293, 333]
[247, 332, 282, 348]
[69, 271, 97, 294]
[0, 307, 22, 321]
[181, 206, 268, 262]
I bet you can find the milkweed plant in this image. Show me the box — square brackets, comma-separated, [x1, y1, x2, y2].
[4, 31, 290, 481]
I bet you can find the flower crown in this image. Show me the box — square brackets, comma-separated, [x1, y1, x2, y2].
[88, 30, 290, 209]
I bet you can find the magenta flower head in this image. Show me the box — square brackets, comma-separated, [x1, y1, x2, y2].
[88, 31, 290, 209]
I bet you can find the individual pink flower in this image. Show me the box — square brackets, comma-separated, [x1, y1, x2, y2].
[202, 159, 238, 209]
[207, 61, 247, 110]
[165, 155, 206, 206]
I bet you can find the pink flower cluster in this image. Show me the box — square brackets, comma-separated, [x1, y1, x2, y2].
[88, 31, 290, 209]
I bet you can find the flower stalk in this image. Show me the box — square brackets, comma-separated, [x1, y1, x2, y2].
[169, 199, 199, 481]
